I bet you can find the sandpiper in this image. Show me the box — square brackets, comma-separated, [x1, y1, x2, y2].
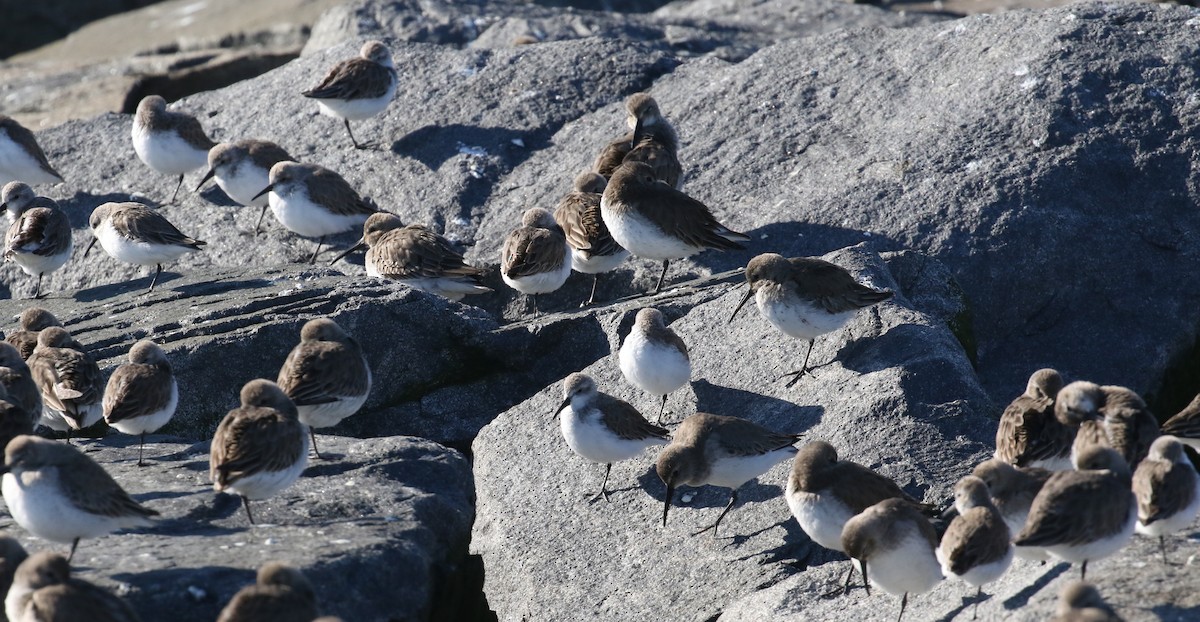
[0, 116, 63, 186]
[0, 341, 44, 418]
[1160, 392, 1200, 451]
[302, 40, 397, 150]
[27, 327, 103, 434]
[602, 161, 747, 294]
[969, 459, 1052, 561]
[84, 201, 207, 293]
[553, 171, 629, 306]
[555, 373, 669, 502]
[657, 412, 800, 536]
[2, 182, 73, 299]
[131, 95, 216, 202]
[0, 384, 34, 456]
[6, 307, 66, 360]
[618, 307, 690, 425]
[210, 379, 309, 525]
[276, 318, 371, 460]
[995, 368, 1074, 470]
[841, 498, 943, 622]
[729, 253, 893, 386]
[1012, 446, 1136, 580]
[786, 440, 932, 594]
[1055, 381, 1159, 469]
[195, 139, 295, 233]
[217, 562, 319, 622]
[252, 161, 377, 262]
[1052, 581, 1123, 622]
[936, 476, 1012, 620]
[0, 537, 28, 610]
[1132, 435, 1200, 564]
[6, 552, 140, 622]
[593, 93, 682, 188]
[500, 207, 571, 315]
[0, 436, 158, 562]
[329, 212, 492, 301]
[102, 340, 177, 467]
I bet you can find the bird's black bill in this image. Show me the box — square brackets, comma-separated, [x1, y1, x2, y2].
[662, 483, 675, 526]
[729, 288, 754, 324]
[194, 168, 216, 192]
[552, 397, 571, 421]
[83, 237, 98, 258]
[328, 240, 367, 266]
[251, 183, 275, 202]
[632, 117, 645, 149]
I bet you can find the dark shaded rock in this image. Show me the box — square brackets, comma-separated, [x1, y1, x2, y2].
[2, 433, 476, 622]
[471, 245, 995, 620]
[120, 50, 300, 114]
[0, 0, 165, 59]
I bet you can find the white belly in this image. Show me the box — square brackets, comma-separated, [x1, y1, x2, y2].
[1028, 455, 1074, 472]
[703, 447, 796, 489]
[132, 125, 208, 175]
[109, 380, 178, 435]
[0, 136, 61, 185]
[43, 401, 102, 431]
[37, 408, 69, 431]
[559, 404, 666, 465]
[269, 191, 368, 238]
[384, 276, 491, 302]
[5, 581, 31, 622]
[619, 331, 690, 397]
[97, 221, 197, 266]
[10, 243, 72, 277]
[758, 288, 854, 340]
[2, 469, 152, 544]
[297, 369, 370, 429]
[1045, 502, 1136, 564]
[570, 247, 629, 274]
[216, 164, 271, 207]
[1136, 480, 1200, 537]
[601, 202, 699, 261]
[501, 257, 571, 295]
[785, 488, 855, 552]
[858, 531, 943, 596]
[314, 80, 396, 121]
[939, 543, 1013, 587]
[224, 434, 309, 500]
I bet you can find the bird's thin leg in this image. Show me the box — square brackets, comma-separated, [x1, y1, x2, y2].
[34, 273, 44, 299]
[146, 264, 163, 293]
[67, 538, 80, 563]
[582, 274, 600, 307]
[254, 205, 269, 235]
[1159, 536, 1168, 565]
[171, 174, 184, 203]
[783, 340, 816, 387]
[652, 259, 670, 294]
[897, 593, 909, 622]
[820, 563, 857, 598]
[1080, 560, 1087, 581]
[344, 119, 364, 150]
[656, 394, 668, 425]
[972, 586, 982, 620]
[137, 432, 146, 467]
[310, 426, 324, 461]
[589, 463, 613, 502]
[309, 237, 326, 263]
[692, 490, 738, 537]
[242, 496, 256, 525]
[531, 294, 541, 318]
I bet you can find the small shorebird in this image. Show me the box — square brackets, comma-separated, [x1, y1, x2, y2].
[500, 207, 570, 315]
[1012, 446, 1137, 580]
[196, 139, 294, 233]
[995, 368, 1074, 470]
[602, 161, 747, 294]
[2, 182, 73, 299]
[657, 412, 800, 536]
[553, 171, 629, 306]
[936, 476, 1012, 620]
[6, 307, 66, 360]
[0, 538, 28, 609]
[1051, 581, 1123, 622]
[329, 212, 491, 301]
[131, 95, 216, 202]
[841, 498, 943, 622]
[0, 342, 42, 417]
[210, 379, 309, 524]
[84, 202, 207, 293]
[593, 93, 682, 188]
[729, 253, 892, 386]
[1055, 381, 1159, 470]
[6, 552, 141, 622]
[276, 318, 371, 460]
[302, 40, 397, 150]
[0, 116, 64, 186]
[1132, 435, 1200, 564]
[27, 327, 103, 435]
[216, 562, 319, 622]
[618, 307, 690, 425]
[555, 373, 669, 502]
[103, 340, 177, 467]
[969, 459, 1052, 561]
[1160, 392, 1200, 451]
[0, 384, 34, 455]
[0, 436, 158, 562]
[252, 161, 377, 262]
[786, 440, 932, 595]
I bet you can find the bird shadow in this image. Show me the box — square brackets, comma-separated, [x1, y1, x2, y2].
[934, 588, 989, 622]
[1001, 561, 1070, 610]
[58, 191, 154, 224]
[1152, 603, 1200, 621]
[197, 185, 239, 207]
[637, 468, 784, 512]
[302, 459, 357, 478]
[692, 379, 824, 433]
[689, 220, 902, 275]
[172, 277, 274, 298]
[72, 273, 183, 302]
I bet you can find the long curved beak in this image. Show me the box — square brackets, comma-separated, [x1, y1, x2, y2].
[728, 288, 753, 324]
[328, 239, 367, 266]
[251, 183, 274, 202]
[631, 117, 645, 149]
[552, 397, 570, 421]
[194, 168, 216, 192]
[661, 482, 675, 527]
[83, 237, 98, 258]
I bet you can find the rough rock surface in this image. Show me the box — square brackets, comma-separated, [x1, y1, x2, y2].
[471, 245, 998, 621]
[0, 433, 480, 622]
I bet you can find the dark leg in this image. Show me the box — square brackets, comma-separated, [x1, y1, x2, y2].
[589, 463, 613, 502]
[309, 237, 326, 263]
[656, 394, 668, 425]
[897, 592, 909, 622]
[146, 264, 163, 293]
[652, 259, 670, 294]
[861, 559, 871, 596]
[972, 586, 982, 620]
[171, 173, 185, 203]
[583, 274, 600, 307]
[242, 496, 256, 525]
[344, 119, 364, 150]
[1159, 536, 1168, 565]
[692, 490, 738, 537]
[310, 426, 325, 461]
[254, 205, 269, 235]
[67, 538, 79, 563]
[783, 339, 816, 387]
[65, 428, 72, 445]
[34, 273, 44, 299]
[1080, 560, 1087, 581]
[820, 563, 857, 598]
[137, 432, 146, 467]
[531, 294, 541, 318]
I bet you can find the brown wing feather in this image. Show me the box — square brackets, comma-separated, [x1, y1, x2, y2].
[554, 192, 623, 258]
[246, 141, 294, 170]
[29, 581, 142, 622]
[829, 461, 920, 512]
[943, 508, 1011, 575]
[5, 208, 70, 258]
[0, 117, 62, 180]
[113, 206, 205, 249]
[626, 139, 682, 189]
[302, 58, 394, 100]
[211, 407, 306, 488]
[1161, 395, 1200, 439]
[276, 341, 369, 406]
[28, 347, 102, 419]
[786, 258, 893, 314]
[371, 226, 484, 279]
[595, 393, 668, 442]
[306, 168, 376, 218]
[60, 451, 158, 519]
[1013, 472, 1133, 547]
[216, 586, 317, 622]
[630, 182, 747, 251]
[501, 227, 566, 279]
[593, 134, 633, 179]
[172, 114, 215, 151]
[102, 362, 173, 425]
[695, 414, 799, 457]
[1133, 460, 1198, 524]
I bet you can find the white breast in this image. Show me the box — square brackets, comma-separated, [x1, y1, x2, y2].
[1136, 478, 1200, 537]
[9, 243, 72, 277]
[0, 136, 61, 185]
[859, 529, 943, 596]
[938, 540, 1013, 587]
[570, 247, 630, 274]
[225, 433, 309, 501]
[785, 488, 856, 552]
[758, 286, 855, 340]
[2, 469, 152, 545]
[601, 200, 699, 261]
[619, 330, 690, 397]
[559, 403, 666, 465]
[501, 256, 571, 295]
[269, 188, 369, 238]
[314, 78, 396, 121]
[132, 125, 208, 175]
[97, 221, 197, 266]
[216, 163, 271, 207]
[704, 446, 796, 489]
[297, 366, 371, 429]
